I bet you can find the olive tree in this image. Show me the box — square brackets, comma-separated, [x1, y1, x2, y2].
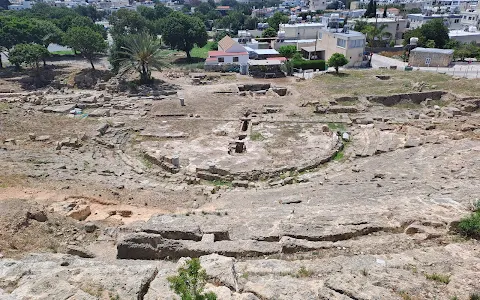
[64, 26, 107, 70]
[327, 53, 349, 74]
[8, 43, 49, 73]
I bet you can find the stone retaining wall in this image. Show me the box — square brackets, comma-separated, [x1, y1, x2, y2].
[366, 91, 446, 106]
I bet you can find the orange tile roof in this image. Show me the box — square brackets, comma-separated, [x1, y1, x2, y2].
[218, 36, 237, 52]
[267, 57, 287, 61]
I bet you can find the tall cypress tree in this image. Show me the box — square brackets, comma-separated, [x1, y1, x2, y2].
[364, 0, 376, 18]
[383, 6, 387, 17]
[364, 0, 373, 17]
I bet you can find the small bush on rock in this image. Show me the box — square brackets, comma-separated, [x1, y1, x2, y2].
[425, 273, 450, 284]
[458, 211, 480, 239]
[470, 293, 480, 300]
[168, 258, 217, 300]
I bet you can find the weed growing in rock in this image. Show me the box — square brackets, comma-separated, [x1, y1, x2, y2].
[167, 258, 217, 300]
[296, 266, 313, 278]
[109, 294, 120, 300]
[333, 150, 344, 161]
[209, 180, 232, 187]
[326, 122, 346, 132]
[470, 293, 480, 300]
[0, 102, 11, 111]
[425, 273, 450, 284]
[250, 132, 265, 141]
[139, 155, 153, 169]
[398, 291, 412, 300]
[469, 199, 480, 212]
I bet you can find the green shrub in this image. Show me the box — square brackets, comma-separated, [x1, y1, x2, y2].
[209, 41, 218, 50]
[167, 258, 217, 300]
[278, 45, 297, 58]
[425, 273, 450, 284]
[458, 212, 480, 239]
[292, 59, 326, 71]
[250, 132, 265, 141]
[470, 293, 480, 300]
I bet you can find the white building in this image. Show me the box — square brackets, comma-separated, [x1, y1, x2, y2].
[449, 27, 480, 43]
[320, 14, 345, 28]
[309, 0, 327, 11]
[407, 13, 463, 30]
[460, 10, 480, 29]
[51, 0, 88, 8]
[281, 0, 306, 7]
[273, 22, 325, 50]
[424, 0, 476, 12]
[278, 22, 326, 40]
[206, 36, 249, 66]
[8, 0, 33, 10]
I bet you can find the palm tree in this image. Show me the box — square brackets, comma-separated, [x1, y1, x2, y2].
[117, 32, 166, 84]
[364, 24, 392, 47]
[354, 20, 369, 32]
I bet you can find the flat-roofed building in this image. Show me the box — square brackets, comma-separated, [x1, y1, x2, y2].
[303, 28, 367, 67]
[407, 13, 463, 30]
[408, 47, 454, 67]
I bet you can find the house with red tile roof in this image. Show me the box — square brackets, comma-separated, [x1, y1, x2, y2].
[215, 6, 231, 16]
[206, 36, 249, 66]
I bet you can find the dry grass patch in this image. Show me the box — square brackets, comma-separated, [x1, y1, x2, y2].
[299, 70, 480, 98]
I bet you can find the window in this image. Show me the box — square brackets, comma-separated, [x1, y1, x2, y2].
[218, 57, 224, 62]
[396, 23, 400, 30]
[454, 19, 459, 23]
[233, 57, 239, 62]
[318, 32, 322, 40]
[349, 39, 364, 48]
[337, 38, 346, 48]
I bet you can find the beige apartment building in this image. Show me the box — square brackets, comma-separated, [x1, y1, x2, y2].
[301, 28, 367, 67]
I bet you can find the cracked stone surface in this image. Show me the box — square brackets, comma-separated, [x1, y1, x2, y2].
[1, 68, 480, 299]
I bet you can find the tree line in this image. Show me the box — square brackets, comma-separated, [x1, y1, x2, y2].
[0, 0, 287, 73]
[0, 3, 107, 69]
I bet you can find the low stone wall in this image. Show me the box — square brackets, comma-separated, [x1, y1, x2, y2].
[117, 232, 281, 260]
[366, 91, 446, 106]
[204, 64, 240, 73]
[238, 83, 271, 91]
[142, 151, 180, 173]
[116, 213, 403, 260]
[334, 96, 359, 103]
[195, 134, 343, 182]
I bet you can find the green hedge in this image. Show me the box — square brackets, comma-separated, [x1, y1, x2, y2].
[292, 59, 326, 70]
